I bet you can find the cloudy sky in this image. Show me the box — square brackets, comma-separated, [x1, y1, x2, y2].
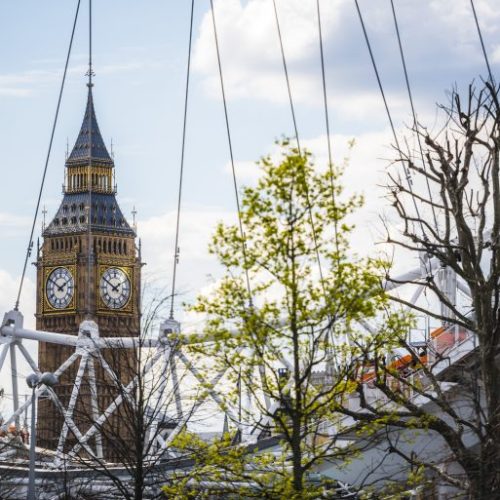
[0, 0, 498, 398]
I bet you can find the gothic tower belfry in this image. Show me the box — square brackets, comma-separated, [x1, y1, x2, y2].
[36, 82, 142, 455]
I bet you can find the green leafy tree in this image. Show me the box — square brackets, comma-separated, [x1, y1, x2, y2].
[164, 141, 405, 498]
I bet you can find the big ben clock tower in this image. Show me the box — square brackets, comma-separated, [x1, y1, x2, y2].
[36, 81, 142, 454]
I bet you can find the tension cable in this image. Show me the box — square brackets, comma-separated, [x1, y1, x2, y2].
[389, 0, 439, 234]
[470, 0, 495, 85]
[86, 0, 93, 317]
[169, 0, 195, 320]
[315, 0, 335, 203]
[209, 0, 253, 307]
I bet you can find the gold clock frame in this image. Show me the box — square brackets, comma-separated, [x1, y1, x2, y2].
[42, 265, 77, 314]
[97, 265, 134, 314]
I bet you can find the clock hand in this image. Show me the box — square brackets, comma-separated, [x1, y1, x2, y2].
[49, 277, 65, 292]
[103, 276, 120, 293]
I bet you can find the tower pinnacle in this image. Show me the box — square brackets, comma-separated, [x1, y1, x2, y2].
[66, 88, 112, 165]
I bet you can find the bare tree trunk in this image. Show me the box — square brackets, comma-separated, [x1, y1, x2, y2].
[379, 82, 500, 496]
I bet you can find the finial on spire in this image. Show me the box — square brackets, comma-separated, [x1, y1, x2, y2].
[86, 0, 94, 88]
[42, 206, 47, 232]
[132, 206, 137, 230]
[85, 68, 95, 89]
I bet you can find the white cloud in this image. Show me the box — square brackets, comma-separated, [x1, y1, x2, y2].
[223, 160, 261, 183]
[0, 212, 31, 235]
[0, 69, 56, 97]
[492, 45, 500, 64]
[193, 0, 341, 105]
[138, 206, 236, 317]
[0, 88, 32, 97]
[193, 0, 498, 110]
[430, 0, 500, 36]
[139, 206, 234, 267]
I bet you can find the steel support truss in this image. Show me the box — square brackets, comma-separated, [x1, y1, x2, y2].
[0, 312, 245, 467]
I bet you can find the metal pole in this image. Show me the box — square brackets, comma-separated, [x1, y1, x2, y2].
[24, 394, 28, 429]
[10, 344, 20, 427]
[27, 387, 37, 500]
[0, 344, 9, 371]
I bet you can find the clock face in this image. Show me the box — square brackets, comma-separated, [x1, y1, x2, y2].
[100, 267, 131, 309]
[46, 267, 74, 309]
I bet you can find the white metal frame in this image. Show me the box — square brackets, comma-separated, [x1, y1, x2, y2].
[0, 313, 243, 467]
